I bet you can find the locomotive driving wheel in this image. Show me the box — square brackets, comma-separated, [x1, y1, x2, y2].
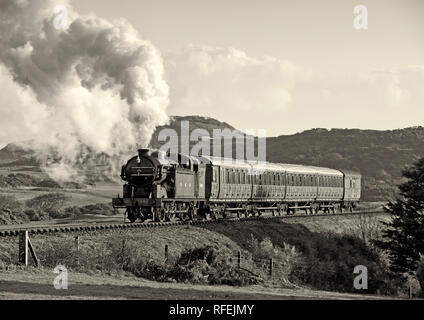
[165, 211, 176, 222]
[164, 203, 176, 221]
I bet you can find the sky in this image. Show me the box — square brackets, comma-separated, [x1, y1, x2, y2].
[7, 0, 424, 138]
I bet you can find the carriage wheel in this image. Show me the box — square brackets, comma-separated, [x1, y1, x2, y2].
[188, 206, 197, 221]
[278, 206, 283, 216]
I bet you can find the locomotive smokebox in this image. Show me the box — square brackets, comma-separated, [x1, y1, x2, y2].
[138, 148, 150, 158]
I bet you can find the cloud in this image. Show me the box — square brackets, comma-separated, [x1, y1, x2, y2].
[165, 45, 308, 114]
[165, 45, 424, 135]
[0, 0, 169, 182]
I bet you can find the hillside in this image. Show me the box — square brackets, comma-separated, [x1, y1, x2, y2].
[266, 127, 424, 201]
[1, 116, 423, 201]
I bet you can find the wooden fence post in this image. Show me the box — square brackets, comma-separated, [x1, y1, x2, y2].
[75, 236, 80, 266]
[19, 231, 38, 266]
[269, 258, 273, 277]
[18, 231, 29, 266]
[237, 251, 241, 269]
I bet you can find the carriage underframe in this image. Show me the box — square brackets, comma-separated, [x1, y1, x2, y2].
[112, 197, 357, 223]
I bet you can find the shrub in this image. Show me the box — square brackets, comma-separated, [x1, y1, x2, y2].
[25, 193, 68, 219]
[0, 195, 29, 224]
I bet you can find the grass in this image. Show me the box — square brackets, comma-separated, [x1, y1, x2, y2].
[0, 217, 410, 296]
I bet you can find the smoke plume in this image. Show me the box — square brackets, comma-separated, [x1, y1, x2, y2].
[0, 0, 169, 182]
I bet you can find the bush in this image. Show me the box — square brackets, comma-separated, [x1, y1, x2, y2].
[64, 203, 117, 217]
[25, 193, 68, 219]
[0, 195, 29, 224]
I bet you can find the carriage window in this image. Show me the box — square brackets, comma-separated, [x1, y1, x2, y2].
[226, 170, 230, 183]
[213, 169, 216, 182]
[291, 175, 294, 186]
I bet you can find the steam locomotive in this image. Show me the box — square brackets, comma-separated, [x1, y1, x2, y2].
[112, 149, 361, 223]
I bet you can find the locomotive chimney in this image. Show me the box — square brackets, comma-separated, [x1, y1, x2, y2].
[138, 148, 150, 158]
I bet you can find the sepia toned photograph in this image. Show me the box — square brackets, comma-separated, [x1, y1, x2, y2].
[0, 0, 423, 310]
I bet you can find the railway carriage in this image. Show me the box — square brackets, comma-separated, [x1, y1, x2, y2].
[112, 149, 361, 222]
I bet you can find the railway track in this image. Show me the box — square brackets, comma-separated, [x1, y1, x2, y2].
[0, 210, 386, 238]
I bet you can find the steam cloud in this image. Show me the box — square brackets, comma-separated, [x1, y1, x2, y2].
[0, 0, 169, 182]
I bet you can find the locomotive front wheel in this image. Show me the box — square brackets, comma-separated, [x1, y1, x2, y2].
[188, 208, 196, 221]
[126, 208, 137, 223]
[154, 208, 165, 222]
